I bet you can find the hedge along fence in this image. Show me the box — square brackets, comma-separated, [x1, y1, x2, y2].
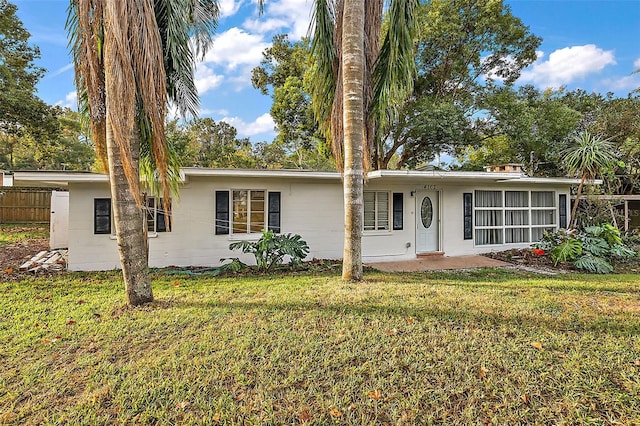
[0, 187, 55, 223]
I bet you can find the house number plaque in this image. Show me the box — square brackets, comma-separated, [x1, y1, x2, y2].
[423, 184, 438, 190]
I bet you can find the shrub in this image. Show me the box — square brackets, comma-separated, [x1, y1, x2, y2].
[224, 230, 310, 272]
[534, 223, 638, 273]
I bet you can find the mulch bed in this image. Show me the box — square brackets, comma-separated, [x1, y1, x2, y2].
[485, 248, 640, 274]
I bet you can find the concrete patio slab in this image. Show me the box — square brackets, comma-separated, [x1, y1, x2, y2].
[367, 255, 509, 272]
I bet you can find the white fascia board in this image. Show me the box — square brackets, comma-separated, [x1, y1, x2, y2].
[181, 167, 341, 181]
[12, 171, 109, 186]
[368, 170, 587, 185]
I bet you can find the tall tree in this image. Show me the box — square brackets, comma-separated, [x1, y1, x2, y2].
[310, 0, 417, 280]
[68, 0, 218, 305]
[0, 0, 53, 169]
[377, 0, 541, 169]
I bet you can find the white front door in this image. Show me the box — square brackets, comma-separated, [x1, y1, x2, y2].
[416, 191, 439, 253]
[50, 190, 69, 249]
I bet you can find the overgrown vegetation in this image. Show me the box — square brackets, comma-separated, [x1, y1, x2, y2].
[535, 223, 638, 273]
[1, 269, 639, 424]
[223, 230, 310, 272]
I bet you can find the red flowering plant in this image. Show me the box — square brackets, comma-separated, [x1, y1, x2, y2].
[532, 248, 546, 256]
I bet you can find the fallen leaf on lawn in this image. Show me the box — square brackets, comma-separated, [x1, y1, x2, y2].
[479, 366, 488, 379]
[368, 389, 382, 400]
[173, 281, 181, 287]
[531, 341, 543, 350]
[34, 295, 42, 300]
[236, 392, 245, 402]
[405, 317, 414, 323]
[348, 403, 356, 410]
[34, 323, 39, 328]
[67, 319, 76, 325]
[634, 359, 640, 367]
[328, 408, 342, 418]
[4, 268, 12, 274]
[521, 394, 530, 404]
[213, 413, 220, 422]
[176, 401, 190, 409]
[44, 294, 52, 300]
[299, 410, 311, 422]
[77, 300, 85, 304]
[55, 335, 62, 339]
[93, 313, 101, 318]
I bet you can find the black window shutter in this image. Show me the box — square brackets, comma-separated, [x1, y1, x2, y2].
[463, 193, 473, 240]
[215, 191, 229, 235]
[268, 192, 281, 233]
[94, 198, 111, 234]
[559, 194, 567, 229]
[392, 193, 403, 230]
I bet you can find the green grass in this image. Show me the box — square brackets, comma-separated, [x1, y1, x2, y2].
[0, 224, 48, 246]
[1, 269, 639, 424]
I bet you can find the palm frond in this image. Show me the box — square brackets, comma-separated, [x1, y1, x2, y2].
[371, 0, 418, 158]
[309, 0, 340, 169]
[67, 0, 108, 172]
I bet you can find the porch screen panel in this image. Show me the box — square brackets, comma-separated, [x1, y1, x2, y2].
[531, 191, 556, 241]
[505, 191, 529, 243]
[475, 191, 503, 245]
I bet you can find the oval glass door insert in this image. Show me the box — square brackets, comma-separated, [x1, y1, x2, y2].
[421, 197, 433, 228]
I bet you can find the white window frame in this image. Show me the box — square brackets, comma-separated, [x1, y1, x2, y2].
[474, 190, 557, 246]
[231, 189, 266, 235]
[364, 191, 390, 232]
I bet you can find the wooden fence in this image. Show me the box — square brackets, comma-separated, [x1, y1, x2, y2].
[0, 187, 53, 223]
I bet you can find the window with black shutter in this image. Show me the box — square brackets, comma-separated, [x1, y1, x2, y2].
[94, 198, 111, 234]
[268, 192, 281, 233]
[392, 193, 403, 230]
[215, 191, 229, 235]
[559, 194, 567, 229]
[463, 193, 472, 240]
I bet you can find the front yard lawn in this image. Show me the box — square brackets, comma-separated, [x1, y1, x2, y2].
[1, 269, 639, 424]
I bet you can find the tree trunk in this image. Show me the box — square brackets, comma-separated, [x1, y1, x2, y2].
[568, 172, 587, 229]
[341, 0, 365, 281]
[105, 116, 154, 306]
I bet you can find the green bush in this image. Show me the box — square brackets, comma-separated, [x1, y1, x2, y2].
[224, 230, 310, 272]
[535, 223, 637, 273]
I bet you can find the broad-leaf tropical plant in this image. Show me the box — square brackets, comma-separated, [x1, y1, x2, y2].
[67, 0, 219, 305]
[562, 131, 617, 229]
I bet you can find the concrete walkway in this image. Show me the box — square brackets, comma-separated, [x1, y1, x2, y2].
[367, 255, 509, 272]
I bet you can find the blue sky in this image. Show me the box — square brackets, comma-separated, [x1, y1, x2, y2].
[13, 0, 640, 143]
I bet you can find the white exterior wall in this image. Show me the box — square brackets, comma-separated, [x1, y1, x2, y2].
[67, 175, 571, 271]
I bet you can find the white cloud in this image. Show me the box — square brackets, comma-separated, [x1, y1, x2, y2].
[49, 63, 74, 78]
[219, 0, 244, 17]
[243, 17, 289, 35]
[634, 57, 640, 69]
[599, 74, 640, 93]
[221, 113, 275, 137]
[55, 91, 78, 109]
[518, 45, 616, 88]
[195, 64, 224, 94]
[259, 0, 313, 40]
[204, 27, 270, 70]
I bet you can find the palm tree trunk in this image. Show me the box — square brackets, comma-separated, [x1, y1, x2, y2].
[105, 115, 154, 306]
[341, 0, 365, 280]
[568, 172, 587, 229]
